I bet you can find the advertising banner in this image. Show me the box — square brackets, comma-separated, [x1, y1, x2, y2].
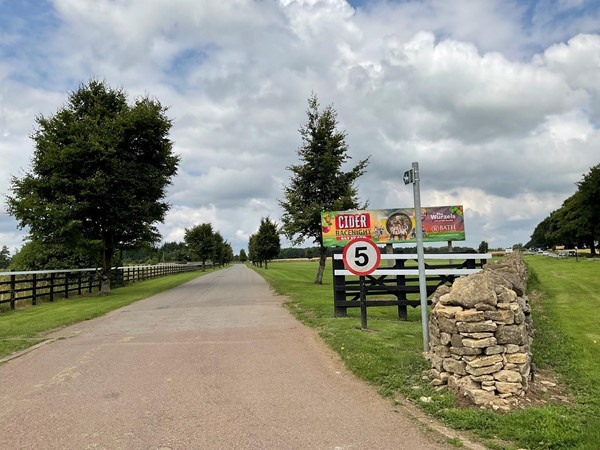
[321, 205, 465, 247]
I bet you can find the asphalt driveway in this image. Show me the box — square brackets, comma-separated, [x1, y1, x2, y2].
[0, 264, 452, 449]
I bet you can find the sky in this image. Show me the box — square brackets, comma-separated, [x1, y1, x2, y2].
[0, 0, 599, 256]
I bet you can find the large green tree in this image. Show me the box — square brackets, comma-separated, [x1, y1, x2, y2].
[184, 223, 215, 270]
[280, 94, 369, 283]
[528, 164, 599, 255]
[576, 163, 600, 254]
[255, 217, 280, 269]
[0, 245, 11, 269]
[7, 80, 179, 293]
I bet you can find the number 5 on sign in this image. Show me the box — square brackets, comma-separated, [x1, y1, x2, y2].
[342, 238, 381, 276]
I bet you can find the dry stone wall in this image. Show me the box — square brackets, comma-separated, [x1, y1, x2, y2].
[428, 252, 533, 410]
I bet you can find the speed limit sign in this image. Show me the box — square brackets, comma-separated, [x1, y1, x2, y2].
[342, 238, 381, 276]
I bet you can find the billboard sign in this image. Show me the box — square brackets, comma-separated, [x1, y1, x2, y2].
[321, 205, 465, 247]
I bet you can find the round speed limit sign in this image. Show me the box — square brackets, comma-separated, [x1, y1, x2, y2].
[342, 238, 381, 276]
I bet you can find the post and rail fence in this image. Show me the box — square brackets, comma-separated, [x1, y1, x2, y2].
[0, 263, 211, 311]
[332, 249, 492, 320]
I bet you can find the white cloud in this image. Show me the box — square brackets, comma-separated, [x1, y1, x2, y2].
[0, 0, 599, 256]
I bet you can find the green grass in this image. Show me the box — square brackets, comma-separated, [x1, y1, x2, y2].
[0, 269, 213, 359]
[252, 257, 600, 450]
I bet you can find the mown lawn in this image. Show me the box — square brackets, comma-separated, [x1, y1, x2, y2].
[0, 269, 214, 359]
[252, 256, 600, 450]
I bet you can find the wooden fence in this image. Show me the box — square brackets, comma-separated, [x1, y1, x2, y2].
[0, 263, 207, 310]
[332, 250, 492, 320]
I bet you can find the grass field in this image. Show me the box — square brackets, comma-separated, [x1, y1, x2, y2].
[253, 256, 600, 450]
[0, 269, 212, 360]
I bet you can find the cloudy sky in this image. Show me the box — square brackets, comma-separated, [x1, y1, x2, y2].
[1, 0, 599, 255]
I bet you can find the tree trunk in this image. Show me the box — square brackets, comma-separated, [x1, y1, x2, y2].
[314, 245, 327, 284]
[99, 246, 113, 295]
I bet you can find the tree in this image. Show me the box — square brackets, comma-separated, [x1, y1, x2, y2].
[478, 241, 489, 253]
[255, 217, 280, 269]
[280, 94, 369, 283]
[576, 163, 600, 255]
[0, 245, 11, 269]
[6, 80, 179, 293]
[239, 249, 248, 263]
[9, 240, 95, 271]
[184, 223, 215, 270]
[248, 234, 260, 266]
[212, 231, 233, 267]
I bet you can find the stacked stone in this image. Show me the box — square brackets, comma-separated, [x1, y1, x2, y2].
[428, 253, 533, 410]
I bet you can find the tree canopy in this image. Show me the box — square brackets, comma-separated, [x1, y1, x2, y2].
[249, 217, 280, 269]
[184, 223, 233, 269]
[279, 93, 369, 283]
[0, 245, 10, 269]
[6, 80, 179, 292]
[528, 163, 599, 255]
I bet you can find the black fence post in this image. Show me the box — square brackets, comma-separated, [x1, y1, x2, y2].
[49, 272, 55, 302]
[10, 272, 16, 310]
[395, 255, 408, 321]
[332, 250, 347, 317]
[64, 273, 69, 299]
[32, 273, 37, 306]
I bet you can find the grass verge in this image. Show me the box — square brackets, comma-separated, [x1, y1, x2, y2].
[252, 257, 600, 450]
[0, 269, 214, 359]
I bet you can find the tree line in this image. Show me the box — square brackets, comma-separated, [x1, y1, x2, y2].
[528, 164, 599, 255]
[4, 82, 375, 287]
[2, 80, 235, 292]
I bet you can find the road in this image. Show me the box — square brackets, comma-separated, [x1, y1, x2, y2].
[0, 264, 453, 449]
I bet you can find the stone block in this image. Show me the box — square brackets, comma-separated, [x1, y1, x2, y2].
[495, 381, 522, 394]
[434, 304, 463, 319]
[445, 272, 499, 309]
[467, 354, 503, 368]
[484, 345, 506, 355]
[505, 344, 520, 353]
[450, 334, 464, 347]
[432, 345, 451, 358]
[466, 362, 503, 376]
[495, 324, 527, 345]
[450, 346, 482, 356]
[430, 354, 443, 371]
[496, 286, 517, 303]
[463, 387, 496, 405]
[440, 332, 452, 346]
[463, 336, 497, 348]
[457, 320, 497, 333]
[443, 358, 468, 375]
[505, 352, 528, 364]
[514, 310, 526, 325]
[475, 303, 496, 311]
[437, 317, 458, 334]
[455, 309, 485, 322]
[494, 370, 522, 383]
[470, 374, 494, 382]
[484, 309, 515, 324]
[460, 332, 494, 339]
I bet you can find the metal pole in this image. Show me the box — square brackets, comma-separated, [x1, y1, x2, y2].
[412, 162, 430, 352]
[360, 275, 368, 331]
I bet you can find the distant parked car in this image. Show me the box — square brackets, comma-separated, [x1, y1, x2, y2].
[558, 252, 566, 258]
[542, 251, 549, 256]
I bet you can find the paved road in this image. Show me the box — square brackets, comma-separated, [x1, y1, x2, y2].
[0, 264, 452, 449]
